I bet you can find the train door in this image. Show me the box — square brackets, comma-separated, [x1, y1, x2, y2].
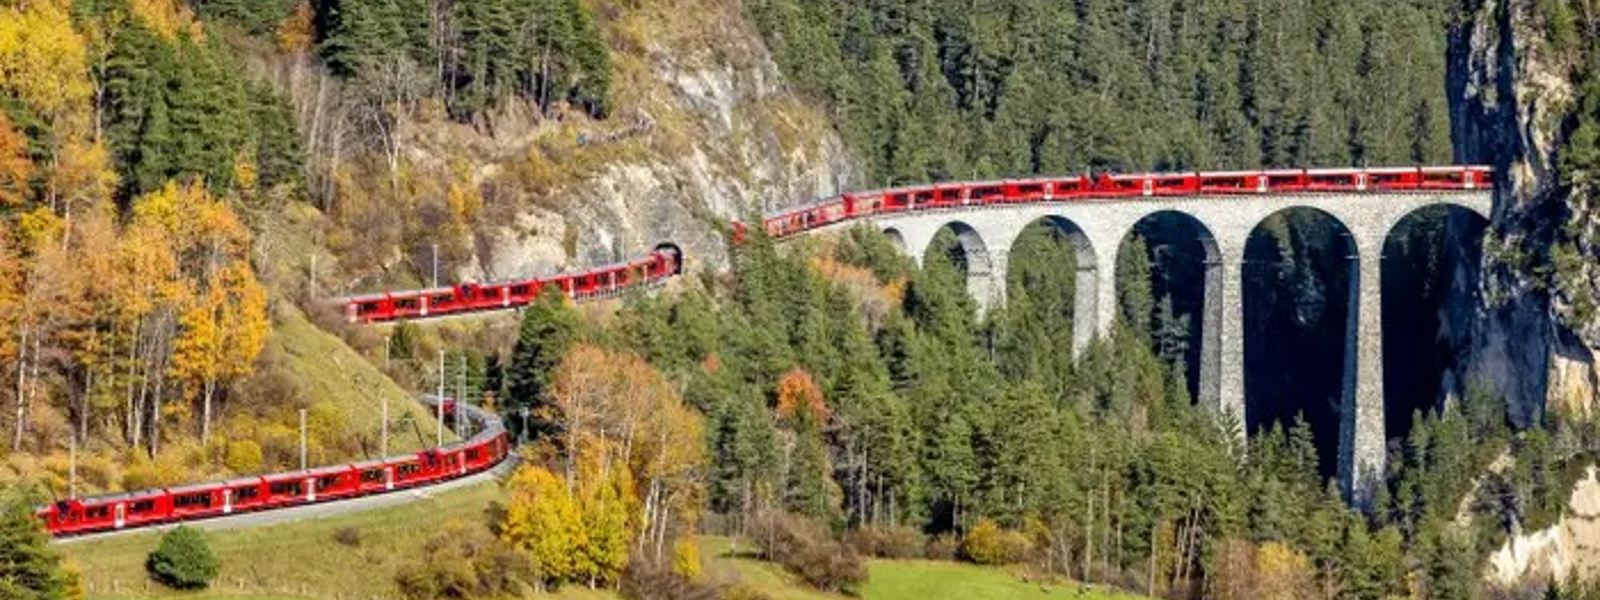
[306, 477, 317, 502]
[502, 287, 511, 307]
[420, 295, 430, 317]
[114, 503, 125, 529]
[385, 466, 395, 491]
[223, 489, 233, 514]
[459, 452, 468, 475]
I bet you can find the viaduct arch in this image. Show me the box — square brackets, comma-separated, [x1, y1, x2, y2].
[856, 191, 1491, 504]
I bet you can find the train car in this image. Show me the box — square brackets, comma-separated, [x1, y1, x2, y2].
[43, 395, 510, 537]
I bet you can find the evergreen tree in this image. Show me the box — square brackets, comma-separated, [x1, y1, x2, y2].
[506, 285, 582, 441]
[0, 489, 80, 600]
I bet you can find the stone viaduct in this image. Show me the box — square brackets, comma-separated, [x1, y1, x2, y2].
[811, 189, 1492, 504]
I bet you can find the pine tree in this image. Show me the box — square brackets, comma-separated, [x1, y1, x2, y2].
[0, 489, 80, 600]
[506, 285, 582, 441]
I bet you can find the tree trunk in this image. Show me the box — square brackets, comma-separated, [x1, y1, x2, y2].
[201, 378, 216, 444]
[12, 327, 27, 451]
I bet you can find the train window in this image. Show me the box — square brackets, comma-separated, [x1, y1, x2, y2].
[432, 294, 452, 305]
[131, 500, 155, 513]
[511, 285, 529, 296]
[317, 476, 339, 489]
[236, 486, 259, 500]
[269, 481, 303, 496]
[174, 493, 211, 508]
[396, 463, 421, 478]
[466, 449, 481, 461]
[86, 507, 109, 519]
[358, 302, 380, 314]
[396, 299, 419, 310]
[361, 469, 385, 483]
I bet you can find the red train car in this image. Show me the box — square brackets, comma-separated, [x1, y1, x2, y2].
[344, 245, 684, 324]
[40, 398, 511, 537]
[753, 165, 1492, 239]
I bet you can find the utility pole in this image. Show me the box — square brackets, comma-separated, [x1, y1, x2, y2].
[457, 354, 466, 439]
[68, 434, 77, 500]
[381, 395, 389, 457]
[436, 349, 445, 448]
[431, 243, 439, 289]
[299, 408, 308, 471]
[383, 335, 390, 370]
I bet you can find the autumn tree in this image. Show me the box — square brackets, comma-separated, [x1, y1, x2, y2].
[502, 464, 582, 589]
[0, 113, 30, 207]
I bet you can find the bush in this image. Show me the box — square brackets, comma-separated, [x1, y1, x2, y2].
[396, 521, 533, 600]
[147, 526, 220, 589]
[844, 526, 925, 559]
[224, 440, 264, 474]
[962, 519, 1034, 565]
[746, 511, 867, 594]
[925, 533, 960, 560]
[333, 526, 362, 547]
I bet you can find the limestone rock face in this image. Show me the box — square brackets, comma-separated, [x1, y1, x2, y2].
[473, 2, 857, 281]
[1450, 0, 1600, 423]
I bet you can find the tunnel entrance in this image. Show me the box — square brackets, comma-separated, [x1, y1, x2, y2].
[1243, 208, 1356, 478]
[1115, 212, 1217, 403]
[1380, 205, 1488, 442]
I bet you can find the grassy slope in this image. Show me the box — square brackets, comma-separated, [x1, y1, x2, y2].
[264, 303, 452, 459]
[65, 481, 1141, 600]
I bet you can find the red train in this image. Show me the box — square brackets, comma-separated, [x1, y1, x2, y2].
[38, 396, 509, 537]
[344, 244, 684, 324]
[756, 165, 1493, 238]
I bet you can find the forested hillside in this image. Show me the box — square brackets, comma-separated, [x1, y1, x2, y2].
[747, 0, 1454, 184]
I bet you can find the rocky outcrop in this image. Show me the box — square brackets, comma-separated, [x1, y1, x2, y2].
[1487, 466, 1600, 585]
[461, 2, 857, 281]
[1449, 0, 1600, 424]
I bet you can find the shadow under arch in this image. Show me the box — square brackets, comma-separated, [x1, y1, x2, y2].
[1004, 215, 1101, 357]
[881, 227, 908, 255]
[1117, 210, 1223, 405]
[1242, 205, 1359, 478]
[1380, 204, 1489, 441]
[921, 220, 998, 311]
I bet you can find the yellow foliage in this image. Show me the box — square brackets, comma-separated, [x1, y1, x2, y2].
[127, 0, 202, 42]
[224, 440, 263, 474]
[503, 465, 582, 583]
[16, 204, 64, 249]
[1253, 542, 1318, 600]
[48, 138, 117, 214]
[232, 151, 259, 196]
[672, 536, 702, 579]
[0, 0, 93, 128]
[961, 519, 1033, 565]
[274, 1, 315, 54]
[0, 112, 30, 207]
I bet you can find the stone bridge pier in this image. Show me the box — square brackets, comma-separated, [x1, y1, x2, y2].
[857, 191, 1491, 505]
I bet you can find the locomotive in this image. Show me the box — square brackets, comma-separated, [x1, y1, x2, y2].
[38, 397, 509, 537]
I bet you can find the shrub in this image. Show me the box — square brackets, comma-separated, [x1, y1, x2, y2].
[672, 537, 702, 579]
[147, 526, 220, 589]
[333, 526, 362, 547]
[962, 519, 1034, 565]
[925, 533, 960, 560]
[224, 440, 264, 474]
[845, 526, 925, 559]
[396, 521, 533, 600]
[746, 511, 867, 594]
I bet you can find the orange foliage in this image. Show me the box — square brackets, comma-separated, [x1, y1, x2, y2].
[775, 368, 828, 423]
[0, 112, 29, 207]
[274, 1, 315, 54]
[127, 0, 202, 42]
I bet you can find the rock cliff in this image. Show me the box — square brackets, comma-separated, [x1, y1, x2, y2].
[1450, 0, 1600, 425]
